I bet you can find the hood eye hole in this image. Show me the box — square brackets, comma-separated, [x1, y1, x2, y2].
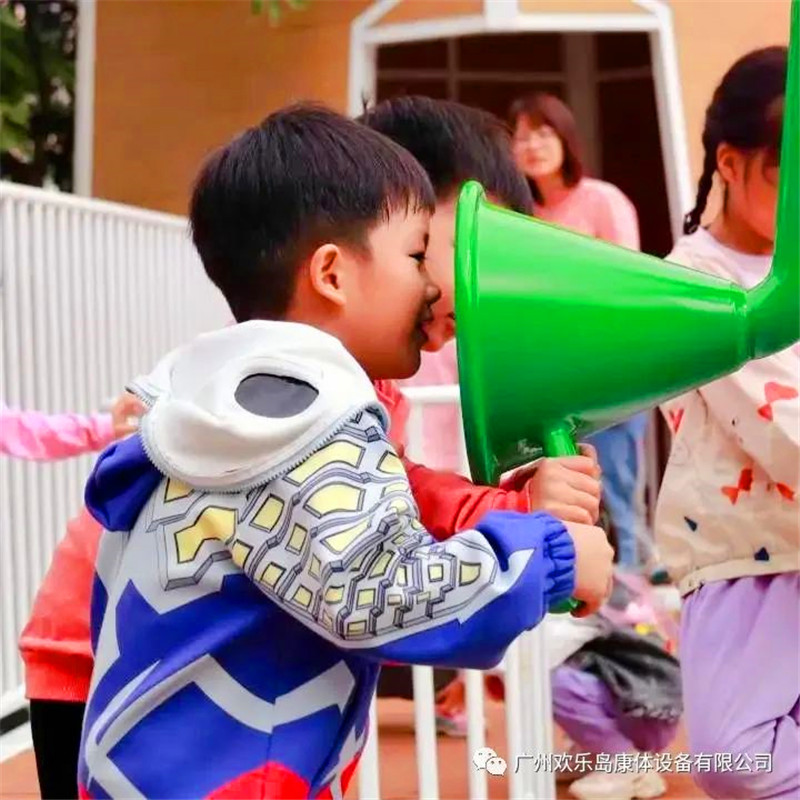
[235, 373, 318, 419]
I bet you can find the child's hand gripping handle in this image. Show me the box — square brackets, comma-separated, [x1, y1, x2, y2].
[544, 426, 586, 615]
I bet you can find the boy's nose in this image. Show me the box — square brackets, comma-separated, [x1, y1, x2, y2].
[425, 281, 442, 305]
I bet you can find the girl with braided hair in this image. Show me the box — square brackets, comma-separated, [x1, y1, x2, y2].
[656, 45, 799, 800]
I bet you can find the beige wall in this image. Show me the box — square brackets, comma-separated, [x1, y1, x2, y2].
[93, 0, 368, 213]
[380, 0, 481, 25]
[671, 0, 790, 219]
[92, 0, 792, 217]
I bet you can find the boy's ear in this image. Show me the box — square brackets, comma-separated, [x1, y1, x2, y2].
[307, 243, 347, 307]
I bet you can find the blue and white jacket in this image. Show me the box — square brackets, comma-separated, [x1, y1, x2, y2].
[78, 321, 576, 799]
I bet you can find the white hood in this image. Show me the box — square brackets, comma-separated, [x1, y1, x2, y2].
[130, 320, 386, 491]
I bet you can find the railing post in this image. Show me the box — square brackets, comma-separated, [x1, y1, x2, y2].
[358, 698, 381, 800]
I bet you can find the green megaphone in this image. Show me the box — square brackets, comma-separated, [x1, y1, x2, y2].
[455, 0, 799, 610]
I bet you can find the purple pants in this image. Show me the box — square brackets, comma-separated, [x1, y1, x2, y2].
[681, 572, 800, 799]
[553, 665, 678, 755]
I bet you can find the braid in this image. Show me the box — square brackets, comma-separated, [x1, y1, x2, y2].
[683, 46, 786, 237]
[683, 147, 717, 235]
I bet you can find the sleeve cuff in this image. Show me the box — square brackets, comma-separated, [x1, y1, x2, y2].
[542, 519, 576, 608]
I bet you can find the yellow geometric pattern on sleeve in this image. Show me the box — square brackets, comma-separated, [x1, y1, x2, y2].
[148, 410, 499, 642]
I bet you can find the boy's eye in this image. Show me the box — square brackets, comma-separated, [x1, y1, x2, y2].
[410, 251, 426, 265]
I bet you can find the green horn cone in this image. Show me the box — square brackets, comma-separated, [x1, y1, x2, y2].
[455, 0, 799, 488]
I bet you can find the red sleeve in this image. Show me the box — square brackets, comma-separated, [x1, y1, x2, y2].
[378, 378, 530, 539]
[373, 379, 409, 450]
[404, 458, 530, 541]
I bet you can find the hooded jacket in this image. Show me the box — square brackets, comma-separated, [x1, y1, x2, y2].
[78, 321, 576, 799]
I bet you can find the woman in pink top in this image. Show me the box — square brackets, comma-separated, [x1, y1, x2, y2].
[509, 92, 648, 573]
[509, 92, 640, 249]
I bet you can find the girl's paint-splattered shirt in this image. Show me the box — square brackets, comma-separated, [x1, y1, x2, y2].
[656, 228, 800, 595]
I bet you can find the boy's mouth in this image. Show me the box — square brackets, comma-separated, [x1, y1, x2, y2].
[415, 306, 435, 344]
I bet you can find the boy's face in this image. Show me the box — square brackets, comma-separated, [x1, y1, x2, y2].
[341, 208, 440, 380]
[421, 198, 458, 352]
[421, 193, 514, 354]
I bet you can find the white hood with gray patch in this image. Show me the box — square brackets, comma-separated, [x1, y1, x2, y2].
[130, 320, 387, 492]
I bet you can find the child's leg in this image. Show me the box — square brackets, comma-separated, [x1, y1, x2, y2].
[552, 665, 638, 754]
[681, 573, 800, 799]
[29, 699, 85, 800]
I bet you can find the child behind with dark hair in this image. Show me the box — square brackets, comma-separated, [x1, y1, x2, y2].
[78, 103, 614, 799]
[362, 96, 533, 349]
[360, 96, 601, 534]
[360, 95, 609, 736]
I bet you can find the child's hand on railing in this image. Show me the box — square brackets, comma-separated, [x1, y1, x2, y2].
[110, 392, 146, 440]
[502, 445, 602, 525]
[565, 520, 614, 617]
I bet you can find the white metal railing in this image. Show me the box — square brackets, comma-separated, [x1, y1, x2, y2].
[0, 182, 231, 716]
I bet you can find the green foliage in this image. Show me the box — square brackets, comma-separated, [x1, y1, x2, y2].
[251, 0, 309, 26]
[0, 0, 309, 191]
[0, 1, 76, 190]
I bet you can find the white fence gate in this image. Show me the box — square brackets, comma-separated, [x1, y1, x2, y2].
[0, 182, 231, 716]
[0, 182, 556, 798]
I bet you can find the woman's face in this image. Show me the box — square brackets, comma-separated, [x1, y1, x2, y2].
[512, 114, 565, 180]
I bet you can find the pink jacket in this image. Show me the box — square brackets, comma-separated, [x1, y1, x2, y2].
[1, 406, 114, 461]
[400, 340, 463, 473]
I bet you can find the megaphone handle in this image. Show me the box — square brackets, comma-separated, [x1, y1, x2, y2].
[543, 426, 584, 615]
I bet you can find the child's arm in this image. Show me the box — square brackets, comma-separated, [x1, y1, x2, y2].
[214, 410, 611, 669]
[404, 460, 529, 539]
[1, 393, 144, 462]
[1, 406, 114, 461]
[376, 380, 600, 536]
[405, 452, 601, 540]
[700, 348, 799, 490]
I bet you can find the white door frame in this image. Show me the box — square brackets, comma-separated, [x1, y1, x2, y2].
[74, 0, 97, 196]
[348, 0, 693, 240]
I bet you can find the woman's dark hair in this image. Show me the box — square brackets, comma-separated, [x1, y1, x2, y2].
[508, 92, 585, 205]
[684, 46, 787, 235]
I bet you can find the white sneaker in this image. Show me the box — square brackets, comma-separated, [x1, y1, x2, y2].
[568, 771, 636, 800]
[633, 769, 667, 799]
[568, 768, 667, 800]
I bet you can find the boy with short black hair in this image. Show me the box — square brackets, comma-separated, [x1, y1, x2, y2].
[78, 104, 613, 799]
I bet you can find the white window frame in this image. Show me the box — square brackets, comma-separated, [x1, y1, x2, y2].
[372, 32, 654, 177]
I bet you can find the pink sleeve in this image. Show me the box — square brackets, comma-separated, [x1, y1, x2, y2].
[0, 407, 115, 461]
[595, 187, 640, 250]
